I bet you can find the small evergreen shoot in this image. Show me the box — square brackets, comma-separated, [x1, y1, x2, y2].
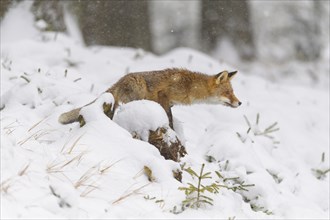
[178, 163, 255, 210]
[237, 113, 280, 145]
[178, 163, 219, 209]
[250, 203, 274, 215]
[215, 171, 255, 192]
[312, 152, 330, 180]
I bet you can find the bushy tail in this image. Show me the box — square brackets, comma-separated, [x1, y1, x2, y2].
[58, 108, 82, 124]
[58, 99, 97, 124]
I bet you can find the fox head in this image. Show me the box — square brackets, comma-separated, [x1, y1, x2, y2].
[212, 70, 241, 108]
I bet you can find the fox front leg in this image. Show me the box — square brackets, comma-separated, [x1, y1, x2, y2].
[167, 107, 174, 129]
[158, 90, 174, 129]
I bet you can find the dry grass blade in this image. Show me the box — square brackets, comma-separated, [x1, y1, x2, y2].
[18, 164, 30, 176]
[34, 130, 54, 140]
[3, 120, 19, 134]
[76, 160, 120, 197]
[74, 166, 99, 189]
[264, 122, 279, 133]
[17, 131, 39, 146]
[18, 129, 54, 146]
[3, 121, 17, 129]
[28, 117, 48, 132]
[67, 134, 85, 154]
[58, 153, 84, 170]
[47, 152, 85, 173]
[256, 113, 260, 125]
[99, 165, 113, 175]
[80, 185, 98, 197]
[0, 178, 14, 194]
[112, 183, 151, 205]
[243, 115, 251, 128]
[4, 127, 16, 135]
[99, 159, 122, 175]
[61, 133, 86, 154]
[20, 75, 30, 83]
[133, 168, 145, 179]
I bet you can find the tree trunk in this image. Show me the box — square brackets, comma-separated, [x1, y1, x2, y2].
[0, 0, 14, 20]
[76, 0, 151, 51]
[31, 0, 66, 32]
[201, 0, 255, 60]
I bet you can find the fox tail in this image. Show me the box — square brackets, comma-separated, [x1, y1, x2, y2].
[58, 108, 82, 124]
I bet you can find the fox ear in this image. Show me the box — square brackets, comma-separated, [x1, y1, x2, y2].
[228, 71, 238, 80]
[215, 71, 228, 84]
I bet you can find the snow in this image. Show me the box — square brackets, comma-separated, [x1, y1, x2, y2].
[0, 1, 38, 44]
[113, 100, 169, 141]
[1, 3, 329, 219]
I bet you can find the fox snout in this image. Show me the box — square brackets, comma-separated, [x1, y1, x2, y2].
[220, 96, 241, 108]
[226, 100, 241, 108]
[231, 100, 242, 108]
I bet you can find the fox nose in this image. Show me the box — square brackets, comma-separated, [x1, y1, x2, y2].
[238, 101, 242, 106]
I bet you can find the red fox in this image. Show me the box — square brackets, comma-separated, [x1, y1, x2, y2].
[59, 68, 241, 128]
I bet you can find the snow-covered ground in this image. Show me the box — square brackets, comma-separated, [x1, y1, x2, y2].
[1, 3, 329, 219]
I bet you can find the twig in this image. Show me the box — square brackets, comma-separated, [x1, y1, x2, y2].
[20, 75, 30, 83]
[73, 78, 82, 82]
[243, 115, 251, 128]
[256, 113, 260, 125]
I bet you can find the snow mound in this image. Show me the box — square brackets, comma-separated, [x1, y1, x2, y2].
[113, 100, 169, 141]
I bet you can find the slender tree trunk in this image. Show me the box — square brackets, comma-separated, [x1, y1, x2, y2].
[0, 0, 14, 20]
[201, 0, 255, 60]
[31, 0, 66, 32]
[76, 0, 151, 50]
